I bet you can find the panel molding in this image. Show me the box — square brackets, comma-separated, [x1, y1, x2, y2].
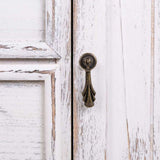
[0, 0, 71, 159]
[0, 0, 60, 60]
[0, 71, 55, 160]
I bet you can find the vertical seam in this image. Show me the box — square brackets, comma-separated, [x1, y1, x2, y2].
[71, 0, 74, 159]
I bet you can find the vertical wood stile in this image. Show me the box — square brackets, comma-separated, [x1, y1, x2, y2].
[51, 0, 71, 159]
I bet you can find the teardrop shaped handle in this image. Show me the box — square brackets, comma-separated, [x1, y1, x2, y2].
[79, 53, 97, 107]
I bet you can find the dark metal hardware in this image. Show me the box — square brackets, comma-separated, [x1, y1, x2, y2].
[79, 53, 97, 107]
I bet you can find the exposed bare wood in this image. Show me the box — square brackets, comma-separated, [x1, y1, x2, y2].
[51, 73, 56, 140]
[51, 0, 71, 159]
[0, 42, 60, 60]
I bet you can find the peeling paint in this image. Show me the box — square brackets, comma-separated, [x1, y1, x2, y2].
[126, 119, 131, 160]
[23, 46, 47, 51]
[0, 44, 12, 49]
[0, 70, 55, 74]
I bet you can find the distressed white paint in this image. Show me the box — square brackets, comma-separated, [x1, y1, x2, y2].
[0, 0, 60, 60]
[0, 73, 53, 160]
[114, 0, 151, 159]
[0, 82, 46, 160]
[51, 0, 71, 159]
[0, 62, 70, 160]
[0, 42, 60, 59]
[74, 0, 152, 160]
[73, 0, 107, 159]
[0, 0, 71, 159]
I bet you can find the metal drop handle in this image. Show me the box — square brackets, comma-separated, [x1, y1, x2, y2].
[79, 53, 97, 107]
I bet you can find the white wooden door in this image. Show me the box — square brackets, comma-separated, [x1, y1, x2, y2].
[1, 0, 158, 160]
[0, 0, 71, 160]
[73, 0, 157, 160]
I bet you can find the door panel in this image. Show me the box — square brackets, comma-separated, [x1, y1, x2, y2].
[73, 0, 153, 160]
[0, 73, 53, 160]
[0, 0, 71, 159]
[0, 0, 45, 41]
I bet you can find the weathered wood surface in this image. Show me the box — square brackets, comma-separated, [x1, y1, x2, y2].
[0, 81, 46, 160]
[0, 42, 60, 59]
[50, 0, 71, 159]
[154, 0, 160, 159]
[0, 72, 54, 160]
[73, 0, 107, 159]
[0, 0, 71, 159]
[73, 0, 154, 160]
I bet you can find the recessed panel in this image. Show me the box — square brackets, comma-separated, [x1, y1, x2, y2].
[0, 81, 46, 160]
[0, 0, 45, 41]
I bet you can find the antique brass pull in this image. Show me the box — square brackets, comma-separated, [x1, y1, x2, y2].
[79, 53, 97, 107]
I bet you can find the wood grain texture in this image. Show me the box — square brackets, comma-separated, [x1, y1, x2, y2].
[0, 42, 60, 59]
[73, 0, 107, 159]
[0, 81, 46, 160]
[0, 0, 61, 60]
[0, 72, 54, 160]
[50, 0, 71, 159]
[117, 0, 151, 159]
[0, 0, 71, 159]
[73, 0, 152, 160]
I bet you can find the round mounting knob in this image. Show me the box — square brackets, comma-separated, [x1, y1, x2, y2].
[79, 53, 97, 71]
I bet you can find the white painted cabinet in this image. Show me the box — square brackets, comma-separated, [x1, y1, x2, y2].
[0, 0, 71, 160]
[0, 0, 159, 160]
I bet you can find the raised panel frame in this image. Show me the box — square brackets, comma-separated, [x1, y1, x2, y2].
[0, 0, 60, 60]
[0, 0, 71, 159]
[0, 71, 56, 160]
